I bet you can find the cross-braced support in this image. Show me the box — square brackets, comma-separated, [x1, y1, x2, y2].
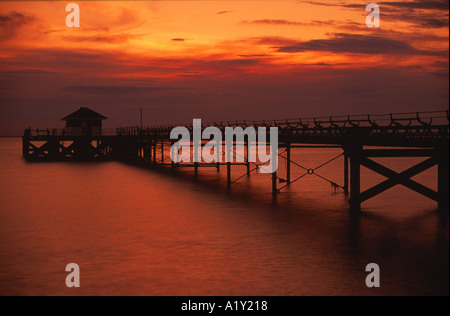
[275, 145, 345, 194]
[23, 138, 110, 161]
[346, 147, 448, 211]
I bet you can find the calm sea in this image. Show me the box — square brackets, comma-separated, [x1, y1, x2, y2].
[0, 138, 448, 295]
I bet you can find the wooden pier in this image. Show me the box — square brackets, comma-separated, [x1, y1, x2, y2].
[23, 111, 449, 211]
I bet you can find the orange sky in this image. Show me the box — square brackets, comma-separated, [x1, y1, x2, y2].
[0, 1, 448, 135]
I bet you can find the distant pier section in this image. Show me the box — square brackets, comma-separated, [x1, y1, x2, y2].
[23, 109, 449, 211]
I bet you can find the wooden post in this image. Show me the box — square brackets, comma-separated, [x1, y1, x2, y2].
[227, 162, 231, 187]
[22, 131, 30, 160]
[217, 140, 221, 171]
[148, 140, 152, 162]
[286, 144, 291, 184]
[144, 139, 150, 161]
[349, 145, 362, 212]
[246, 140, 251, 176]
[344, 151, 349, 194]
[153, 140, 157, 164]
[438, 144, 449, 211]
[272, 169, 278, 196]
[171, 141, 175, 170]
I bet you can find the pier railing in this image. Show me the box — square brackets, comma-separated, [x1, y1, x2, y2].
[115, 110, 448, 145]
[24, 110, 448, 138]
[142, 110, 449, 130]
[24, 128, 120, 137]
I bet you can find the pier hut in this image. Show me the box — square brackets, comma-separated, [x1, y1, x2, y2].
[62, 107, 107, 136]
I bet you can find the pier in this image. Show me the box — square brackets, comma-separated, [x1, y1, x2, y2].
[23, 110, 449, 211]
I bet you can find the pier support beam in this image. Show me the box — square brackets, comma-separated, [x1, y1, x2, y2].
[216, 141, 221, 171]
[246, 140, 251, 176]
[438, 145, 449, 211]
[194, 162, 199, 177]
[147, 140, 152, 162]
[348, 145, 362, 212]
[344, 152, 349, 194]
[286, 144, 291, 185]
[227, 162, 231, 187]
[272, 169, 278, 196]
[171, 141, 175, 170]
[153, 140, 157, 164]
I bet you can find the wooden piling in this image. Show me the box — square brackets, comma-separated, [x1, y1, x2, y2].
[349, 144, 362, 212]
[438, 144, 449, 211]
[344, 151, 349, 194]
[272, 169, 278, 196]
[286, 144, 291, 185]
[227, 162, 231, 187]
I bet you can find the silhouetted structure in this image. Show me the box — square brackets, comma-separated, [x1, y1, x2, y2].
[62, 107, 107, 137]
[23, 110, 449, 212]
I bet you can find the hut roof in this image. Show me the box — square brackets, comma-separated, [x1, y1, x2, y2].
[61, 107, 107, 121]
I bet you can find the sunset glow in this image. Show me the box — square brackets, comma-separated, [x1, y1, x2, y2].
[0, 1, 448, 134]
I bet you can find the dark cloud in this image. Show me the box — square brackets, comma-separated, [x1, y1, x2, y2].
[63, 85, 183, 96]
[63, 33, 141, 44]
[276, 33, 447, 56]
[432, 60, 449, 69]
[0, 11, 34, 40]
[199, 58, 261, 69]
[0, 11, 32, 26]
[301, 0, 449, 29]
[245, 36, 300, 46]
[381, 1, 449, 11]
[243, 19, 336, 27]
[217, 11, 233, 15]
[238, 54, 271, 58]
[3, 69, 54, 75]
[418, 18, 449, 28]
[171, 38, 185, 42]
[243, 19, 304, 26]
[301, 0, 449, 11]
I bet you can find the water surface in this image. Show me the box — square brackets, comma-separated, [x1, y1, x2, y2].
[0, 138, 448, 295]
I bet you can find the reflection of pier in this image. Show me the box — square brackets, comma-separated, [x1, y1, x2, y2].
[23, 111, 449, 211]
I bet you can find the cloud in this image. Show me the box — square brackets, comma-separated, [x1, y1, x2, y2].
[244, 36, 300, 46]
[243, 19, 336, 27]
[0, 11, 34, 40]
[244, 19, 305, 26]
[63, 33, 141, 44]
[275, 33, 448, 56]
[419, 18, 449, 28]
[301, 0, 449, 29]
[217, 11, 233, 15]
[171, 38, 185, 42]
[301, 0, 449, 11]
[381, 1, 449, 11]
[238, 54, 271, 58]
[3, 69, 54, 75]
[63, 85, 183, 96]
